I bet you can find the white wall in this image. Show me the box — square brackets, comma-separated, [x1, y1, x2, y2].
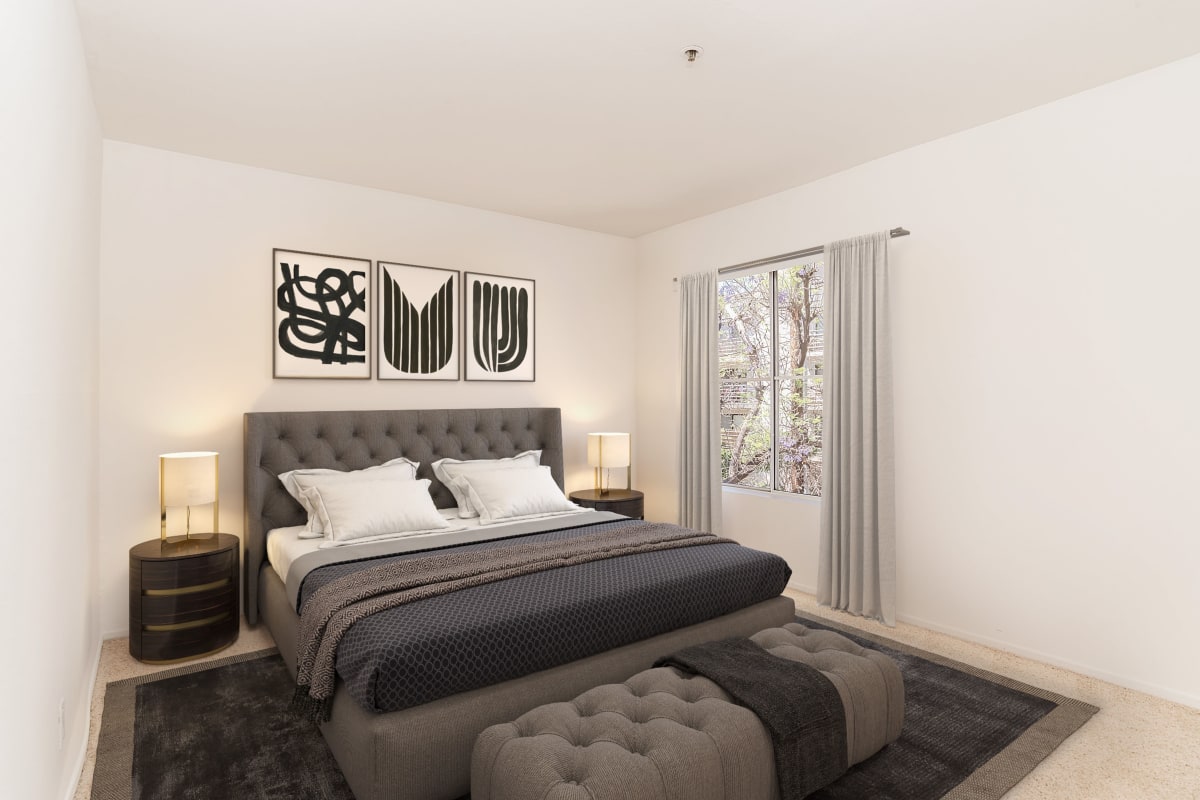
[97, 142, 637, 634]
[636, 55, 1200, 707]
[0, 1, 102, 797]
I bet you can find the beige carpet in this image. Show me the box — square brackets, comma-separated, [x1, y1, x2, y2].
[74, 589, 1200, 799]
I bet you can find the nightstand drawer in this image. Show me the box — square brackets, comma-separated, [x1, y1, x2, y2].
[141, 581, 237, 627]
[568, 489, 644, 520]
[602, 497, 643, 518]
[138, 613, 238, 662]
[140, 550, 234, 590]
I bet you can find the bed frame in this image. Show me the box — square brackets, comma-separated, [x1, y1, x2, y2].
[244, 407, 795, 800]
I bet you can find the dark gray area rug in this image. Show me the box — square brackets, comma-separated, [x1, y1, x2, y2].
[91, 614, 1097, 800]
[796, 614, 1097, 799]
[90, 650, 352, 800]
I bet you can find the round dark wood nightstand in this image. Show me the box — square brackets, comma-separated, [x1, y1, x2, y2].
[128, 533, 240, 664]
[569, 489, 644, 519]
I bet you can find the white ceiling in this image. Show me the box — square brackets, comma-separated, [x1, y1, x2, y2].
[76, 0, 1200, 237]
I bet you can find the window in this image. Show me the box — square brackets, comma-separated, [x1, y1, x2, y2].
[718, 255, 824, 497]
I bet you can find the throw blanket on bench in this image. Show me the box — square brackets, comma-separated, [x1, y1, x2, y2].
[294, 522, 731, 718]
[656, 638, 848, 800]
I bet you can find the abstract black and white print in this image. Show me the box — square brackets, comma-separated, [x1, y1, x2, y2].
[465, 272, 535, 382]
[377, 262, 460, 380]
[273, 249, 371, 379]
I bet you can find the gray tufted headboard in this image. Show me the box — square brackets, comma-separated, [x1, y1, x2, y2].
[243, 407, 564, 624]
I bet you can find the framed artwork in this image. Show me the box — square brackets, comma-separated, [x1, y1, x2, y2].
[272, 249, 371, 379]
[377, 262, 460, 380]
[464, 271, 535, 382]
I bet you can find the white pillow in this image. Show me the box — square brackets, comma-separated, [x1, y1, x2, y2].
[279, 457, 419, 535]
[458, 466, 579, 525]
[302, 478, 451, 544]
[430, 450, 541, 518]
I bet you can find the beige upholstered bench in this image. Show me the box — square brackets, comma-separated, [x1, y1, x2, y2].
[471, 623, 904, 800]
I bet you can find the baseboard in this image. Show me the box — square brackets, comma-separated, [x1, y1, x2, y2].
[63, 637, 103, 800]
[894, 610, 1200, 711]
[786, 581, 1200, 711]
[787, 580, 816, 595]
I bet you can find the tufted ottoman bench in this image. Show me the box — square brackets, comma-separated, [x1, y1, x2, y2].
[471, 623, 904, 800]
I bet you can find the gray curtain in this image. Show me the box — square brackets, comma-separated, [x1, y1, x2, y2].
[678, 271, 722, 534]
[818, 232, 896, 625]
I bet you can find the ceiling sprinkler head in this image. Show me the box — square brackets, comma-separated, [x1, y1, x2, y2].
[682, 46, 703, 64]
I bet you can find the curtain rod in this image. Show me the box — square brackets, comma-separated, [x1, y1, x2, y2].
[673, 227, 910, 282]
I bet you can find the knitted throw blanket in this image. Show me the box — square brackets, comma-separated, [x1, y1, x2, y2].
[294, 522, 730, 719]
[656, 637, 848, 799]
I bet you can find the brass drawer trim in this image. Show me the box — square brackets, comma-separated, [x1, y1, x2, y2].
[144, 611, 231, 632]
[144, 578, 230, 597]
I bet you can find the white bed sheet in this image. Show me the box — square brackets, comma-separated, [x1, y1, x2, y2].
[266, 507, 595, 584]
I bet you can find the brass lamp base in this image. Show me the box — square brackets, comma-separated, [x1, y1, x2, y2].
[593, 466, 632, 496]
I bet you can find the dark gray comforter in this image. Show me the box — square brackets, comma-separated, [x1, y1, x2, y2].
[294, 518, 792, 713]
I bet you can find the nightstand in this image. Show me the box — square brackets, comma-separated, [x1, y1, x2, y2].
[569, 489, 644, 519]
[129, 533, 240, 663]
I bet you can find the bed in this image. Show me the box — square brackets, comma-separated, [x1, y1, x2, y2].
[244, 407, 796, 800]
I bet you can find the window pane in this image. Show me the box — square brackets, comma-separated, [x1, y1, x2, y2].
[776, 378, 822, 497]
[720, 380, 771, 489]
[719, 274, 772, 380]
[776, 261, 823, 378]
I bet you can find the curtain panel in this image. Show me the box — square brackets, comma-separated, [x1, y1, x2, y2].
[818, 232, 897, 626]
[678, 271, 722, 534]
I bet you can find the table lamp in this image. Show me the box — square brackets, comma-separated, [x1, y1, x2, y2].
[160, 451, 219, 541]
[587, 432, 630, 495]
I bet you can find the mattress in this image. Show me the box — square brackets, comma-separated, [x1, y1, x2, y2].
[265, 508, 595, 585]
[275, 516, 792, 714]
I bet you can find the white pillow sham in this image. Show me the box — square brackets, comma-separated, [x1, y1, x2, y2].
[430, 450, 541, 518]
[301, 478, 451, 544]
[457, 465, 580, 526]
[278, 457, 419, 536]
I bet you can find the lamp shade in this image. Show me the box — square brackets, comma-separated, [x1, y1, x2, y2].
[587, 433, 630, 469]
[160, 451, 218, 507]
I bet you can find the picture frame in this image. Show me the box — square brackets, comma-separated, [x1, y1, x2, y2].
[464, 271, 535, 382]
[377, 261, 460, 380]
[272, 249, 371, 379]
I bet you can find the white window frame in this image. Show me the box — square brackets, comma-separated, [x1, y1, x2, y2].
[718, 252, 824, 498]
